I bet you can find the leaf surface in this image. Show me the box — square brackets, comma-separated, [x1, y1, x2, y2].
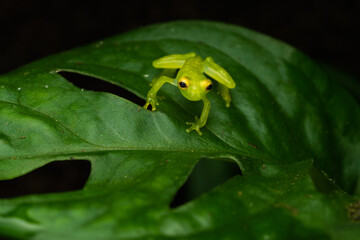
[0, 21, 359, 239]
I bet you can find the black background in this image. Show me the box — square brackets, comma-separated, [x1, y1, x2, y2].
[1, 0, 360, 79]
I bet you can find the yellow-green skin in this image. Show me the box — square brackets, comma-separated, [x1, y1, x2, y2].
[144, 52, 236, 135]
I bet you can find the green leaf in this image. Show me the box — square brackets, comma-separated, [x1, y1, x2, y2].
[0, 21, 359, 239]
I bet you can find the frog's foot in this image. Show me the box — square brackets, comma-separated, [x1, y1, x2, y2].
[217, 84, 232, 107]
[186, 116, 203, 136]
[225, 100, 231, 108]
[143, 96, 159, 111]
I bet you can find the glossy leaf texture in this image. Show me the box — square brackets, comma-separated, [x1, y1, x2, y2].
[0, 21, 359, 239]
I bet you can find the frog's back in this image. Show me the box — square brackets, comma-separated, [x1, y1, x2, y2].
[177, 55, 204, 80]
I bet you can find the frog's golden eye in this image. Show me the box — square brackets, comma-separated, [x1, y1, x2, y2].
[178, 78, 189, 89]
[179, 82, 187, 88]
[202, 79, 213, 91]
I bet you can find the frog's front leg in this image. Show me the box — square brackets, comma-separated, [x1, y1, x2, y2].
[186, 96, 210, 135]
[144, 76, 173, 111]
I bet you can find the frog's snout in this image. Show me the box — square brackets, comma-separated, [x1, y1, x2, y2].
[180, 85, 207, 101]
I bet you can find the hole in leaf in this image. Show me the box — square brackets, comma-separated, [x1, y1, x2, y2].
[0, 160, 91, 198]
[170, 158, 242, 208]
[58, 71, 145, 107]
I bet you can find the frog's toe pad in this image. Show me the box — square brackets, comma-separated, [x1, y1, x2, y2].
[185, 122, 203, 136]
[143, 102, 150, 109]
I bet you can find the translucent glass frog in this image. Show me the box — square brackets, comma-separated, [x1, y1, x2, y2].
[144, 52, 236, 135]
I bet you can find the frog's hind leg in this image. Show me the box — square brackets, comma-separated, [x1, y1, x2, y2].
[152, 52, 196, 69]
[218, 83, 231, 108]
[203, 57, 236, 89]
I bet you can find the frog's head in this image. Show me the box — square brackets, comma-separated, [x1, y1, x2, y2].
[177, 75, 213, 101]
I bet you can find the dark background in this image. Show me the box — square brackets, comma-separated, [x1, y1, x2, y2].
[1, 0, 360, 79]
